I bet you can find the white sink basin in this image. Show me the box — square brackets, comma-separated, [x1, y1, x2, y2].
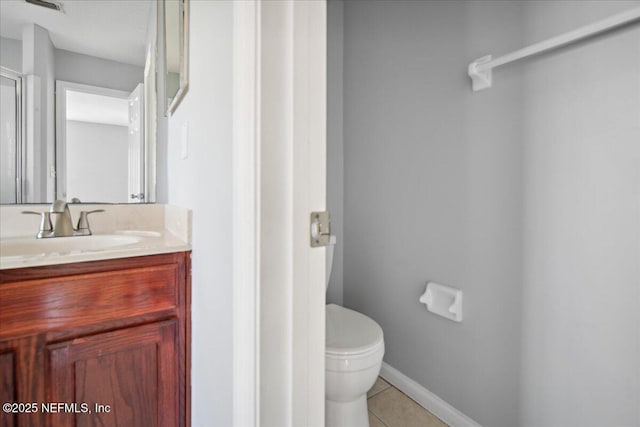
[0, 234, 141, 258]
[0, 204, 191, 269]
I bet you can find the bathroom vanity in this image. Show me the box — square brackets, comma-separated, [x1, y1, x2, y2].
[0, 204, 191, 427]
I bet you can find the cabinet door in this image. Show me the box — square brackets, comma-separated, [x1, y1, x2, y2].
[0, 336, 46, 427]
[0, 348, 16, 427]
[46, 320, 178, 427]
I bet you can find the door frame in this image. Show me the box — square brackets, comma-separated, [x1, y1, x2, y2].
[0, 66, 25, 203]
[231, 1, 260, 425]
[55, 80, 131, 201]
[232, 1, 327, 425]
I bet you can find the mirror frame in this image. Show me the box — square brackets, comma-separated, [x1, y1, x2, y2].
[164, 0, 189, 116]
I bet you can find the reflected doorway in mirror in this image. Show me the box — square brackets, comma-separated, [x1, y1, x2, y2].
[55, 81, 146, 204]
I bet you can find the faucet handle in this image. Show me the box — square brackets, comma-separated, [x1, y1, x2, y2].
[22, 211, 53, 238]
[76, 209, 105, 233]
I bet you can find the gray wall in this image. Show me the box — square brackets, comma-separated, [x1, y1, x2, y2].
[1, 37, 143, 92]
[342, 2, 524, 425]
[340, 1, 640, 426]
[520, 1, 640, 426]
[65, 121, 128, 203]
[165, 1, 233, 425]
[0, 37, 22, 72]
[327, 0, 344, 305]
[55, 49, 143, 92]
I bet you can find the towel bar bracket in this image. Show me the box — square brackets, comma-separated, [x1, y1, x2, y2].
[468, 55, 493, 91]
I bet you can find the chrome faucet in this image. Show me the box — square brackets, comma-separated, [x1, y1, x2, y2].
[22, 200, 104, 238]
[50, 200, 76, 237]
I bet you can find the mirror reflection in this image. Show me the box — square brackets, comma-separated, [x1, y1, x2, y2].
[57, 82, 144, 203]
[0, 0, 158, 204]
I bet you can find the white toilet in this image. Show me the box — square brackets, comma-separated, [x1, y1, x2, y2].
[325, 245, 385, 427]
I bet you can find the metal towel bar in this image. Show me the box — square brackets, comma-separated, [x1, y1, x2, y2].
[468, 7, 640, 91]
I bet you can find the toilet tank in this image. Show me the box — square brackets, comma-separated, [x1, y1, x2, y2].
[326, 239, 335, 291]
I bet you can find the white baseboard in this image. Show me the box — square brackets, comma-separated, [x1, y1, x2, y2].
[379, 362, 482, 427]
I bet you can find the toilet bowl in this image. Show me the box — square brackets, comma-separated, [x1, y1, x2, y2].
[325, 244, 385, 427]
[325, 304, 384, 427]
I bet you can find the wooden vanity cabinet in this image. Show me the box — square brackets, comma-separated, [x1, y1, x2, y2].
[0, 252, 191, 427]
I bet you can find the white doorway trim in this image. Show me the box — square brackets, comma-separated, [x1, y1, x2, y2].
[232, 0, 260, 426]
[0, 66, 25, 204]
[55, 80, 130, 201]
[232, 1, 327, 425]
[291, 1, 327, 424]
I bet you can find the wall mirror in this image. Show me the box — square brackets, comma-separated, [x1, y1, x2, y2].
[164, 0, 188, 115]
[0, 0, 160, 204]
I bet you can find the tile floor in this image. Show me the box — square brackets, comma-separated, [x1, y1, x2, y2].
[367, 377, 448, 427]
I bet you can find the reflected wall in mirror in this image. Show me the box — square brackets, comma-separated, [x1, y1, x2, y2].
[164, 0, 188, 115]
[0, 0, 159, 204]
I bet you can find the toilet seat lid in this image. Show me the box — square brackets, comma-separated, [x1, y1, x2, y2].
[326, 304, 383, 356]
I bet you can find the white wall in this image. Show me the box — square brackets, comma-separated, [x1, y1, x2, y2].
[327, 0, 344, 305]
[0, 37, 22, 72]
[520, 2, 640, 426]
[164, 1, 233, 425]
[65, 120, 128, 203]
[55, 49, 143, 92]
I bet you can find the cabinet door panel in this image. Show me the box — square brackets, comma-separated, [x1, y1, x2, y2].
[0, 350, 16, 427]
[46, 321, 178, 427]
[0, 336, 46, 427]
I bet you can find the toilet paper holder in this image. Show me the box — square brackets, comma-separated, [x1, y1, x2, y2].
[419, 281, 463, 322]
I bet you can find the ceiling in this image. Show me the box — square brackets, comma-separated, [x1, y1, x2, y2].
[0, 0, 153, 67]
[66, 90, 129, 127]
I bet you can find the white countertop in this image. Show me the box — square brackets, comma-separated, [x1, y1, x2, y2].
[0, 204, 191, 270]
